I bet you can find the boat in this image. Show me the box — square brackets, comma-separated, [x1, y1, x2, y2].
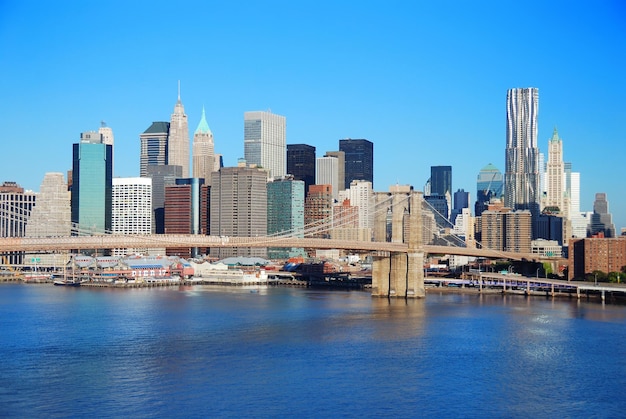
[191, 263, 268, 284]
[53, 278, 82, 287]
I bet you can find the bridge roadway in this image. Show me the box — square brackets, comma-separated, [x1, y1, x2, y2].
[0, 234, 540, 260]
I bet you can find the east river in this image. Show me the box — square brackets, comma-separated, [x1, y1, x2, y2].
[1, 284, 625, 418]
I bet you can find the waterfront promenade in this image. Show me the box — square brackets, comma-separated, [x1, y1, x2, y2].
[4, 271, 626, 303]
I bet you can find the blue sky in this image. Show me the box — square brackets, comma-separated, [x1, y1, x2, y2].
[1, 1, 625, 230]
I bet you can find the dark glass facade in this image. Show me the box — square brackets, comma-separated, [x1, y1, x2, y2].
[339, 139, 373, 189]
[287, 144, 316, 193]
[430, 166, 452, 197]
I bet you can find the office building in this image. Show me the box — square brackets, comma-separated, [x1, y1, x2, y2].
[146, 165, 182, 234]
[267, 177, 305, 259]
[504, 88, 540, 215]
[588, 193, 616, 238]
[332, 199, 369, 242]
[71, 131, 113, 236]
[244, 111, 286, 178]
[168, 85, 190, 177]
[99, 122, 114, 171]
[164, 178, 209, 258]
[430, 166, 452, 197]
[287, 144, 316, 193]
[25, 173, 71, 238]
[339, 138, 373, 189]
[210, 166, 268, 259]
[451, 189, 469, 225]
[0, 181, 36, 237]
[475, 163, 503, 216]
[192, 107, 215, 185]
[424, 195, 449, 229]
[325, 151, 345, 193]
[140, 122, 170, 177]
[112, 177, 152, 256]
[340, 180, 374, 231]
[304, 184, 333, 239]
[316, 156, 339, 200]
[0, 182, 36, 264]
[571, 211, 592, 239]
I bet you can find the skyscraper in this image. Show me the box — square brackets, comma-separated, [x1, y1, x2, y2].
[71, 131, 113, 235]
[451, 189, 469, 224]
[287, 144, 316, 192]
[588, 193, 616, 238]
[316, 156, 339, 200]
[139, 122, 170, 177]
[0, 181, 36, 264]
[210, 166, 268, 259]
[112, 177, 152, 256]
[168, 84, 190, 177]
[244, 111, 286, 178]
[504, 87, 540, 214]
[339, 138, 373, 189]
[475, 163, 503, 216]
[164, 178, 209, 258]
[25, 173, 70, 238]
[267, 177, 305, 259]
[192, 107, 215, 185]
[304, 184, 333, 239]
[324, 151, 345, 193]
[544, 127, 565, 213]
[430, 166, 452, 197]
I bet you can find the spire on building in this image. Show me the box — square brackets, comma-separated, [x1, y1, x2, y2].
[550, 126, 560, 142]
[195, 106, 212, 135]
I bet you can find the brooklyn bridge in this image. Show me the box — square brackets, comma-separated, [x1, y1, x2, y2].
[0, 190, 553, 298]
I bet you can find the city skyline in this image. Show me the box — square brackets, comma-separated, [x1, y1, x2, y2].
[1, 1, 625, 230]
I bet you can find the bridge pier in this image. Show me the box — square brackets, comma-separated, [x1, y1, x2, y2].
[372, 190, 424, 299]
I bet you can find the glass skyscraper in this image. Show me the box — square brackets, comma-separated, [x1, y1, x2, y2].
[339, 138, 373, 189]
[287, 144, 316, 192]
[71, 131, 113, 235]
[430, 166, 452, 197]
[475, 163, 503, 216]
[267, 178, 305, 259]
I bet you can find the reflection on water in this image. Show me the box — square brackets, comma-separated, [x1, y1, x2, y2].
[1, 285, 626, 417]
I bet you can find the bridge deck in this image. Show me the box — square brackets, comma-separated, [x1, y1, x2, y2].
[0, 234, 547, 261]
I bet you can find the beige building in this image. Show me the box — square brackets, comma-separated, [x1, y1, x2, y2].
[192, 107, 215, 185]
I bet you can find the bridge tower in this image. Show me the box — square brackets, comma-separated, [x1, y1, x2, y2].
[371, 190, 425, 298]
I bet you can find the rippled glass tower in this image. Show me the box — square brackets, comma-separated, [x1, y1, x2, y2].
[504, 88, 540, 215]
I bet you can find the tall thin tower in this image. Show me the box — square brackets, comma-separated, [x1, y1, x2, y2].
[169, 81, 190, 177]
[192, 107, 215, 185]
[504, 87, 539, 214]
[545, 127, 565, 212]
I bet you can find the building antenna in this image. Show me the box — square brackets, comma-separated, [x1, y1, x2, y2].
[177, 80, 181, 102]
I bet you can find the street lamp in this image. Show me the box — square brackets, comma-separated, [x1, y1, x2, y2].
[536, 267, 540, 279]
[595, 273, 598, 286]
